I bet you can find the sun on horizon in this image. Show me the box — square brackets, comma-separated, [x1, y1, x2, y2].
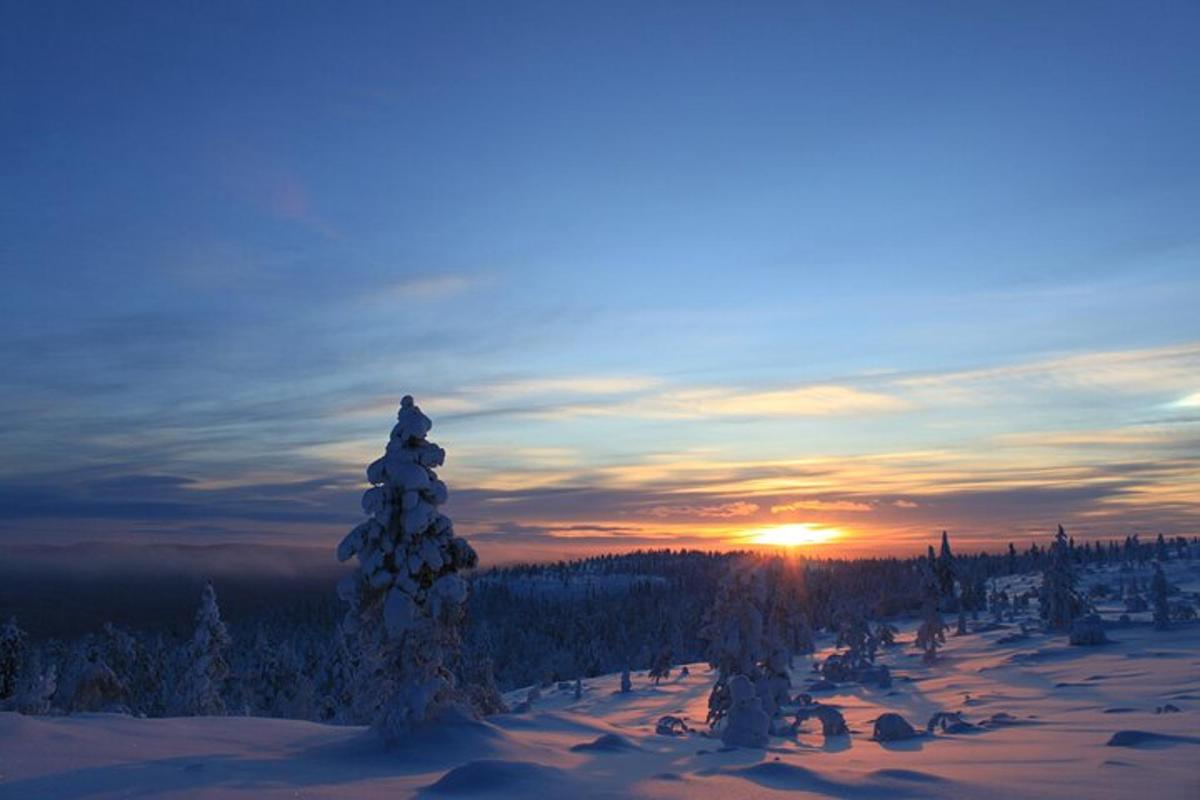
[747, 522, 844, 548]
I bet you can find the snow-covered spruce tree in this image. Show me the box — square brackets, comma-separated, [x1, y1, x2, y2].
[337, 395, 478, 741]
[1155, 533, 1168, 563]
[701, 566, 767, 728]
[936, 531, 957, 610]
[16, 662, 56, 715]
[1152, 562, 1170, 631]
[914, 558, 947, 664]
[0, 616, 26, 701]
[175, 580, 231, 716]
[70, 650, 126, 713]
[1039, 525, 1086, 632]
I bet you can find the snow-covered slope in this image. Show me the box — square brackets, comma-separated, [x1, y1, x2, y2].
[4, 612, 1199, 798]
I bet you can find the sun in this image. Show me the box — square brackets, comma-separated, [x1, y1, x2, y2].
[748, 522, 842, 547]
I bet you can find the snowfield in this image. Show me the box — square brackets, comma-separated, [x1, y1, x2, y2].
[3, 591, 1199, 799]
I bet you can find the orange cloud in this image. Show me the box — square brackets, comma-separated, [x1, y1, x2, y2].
[770, 499, 874, 513]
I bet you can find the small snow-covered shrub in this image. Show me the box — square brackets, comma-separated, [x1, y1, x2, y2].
[648, 646, 672, 685]
[1068, 614, 1108, 646]
[819, 653, 853, 682]
[721, 674, 769, 748]
[927, 711, 977, 734]
[655, 715, 690, 736]
[795, 704, 848, 736]
[872, 712, 919, 742]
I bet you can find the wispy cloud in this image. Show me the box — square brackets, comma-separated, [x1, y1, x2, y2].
[372, 274, 475, 302]
[771, 499, 875, 513]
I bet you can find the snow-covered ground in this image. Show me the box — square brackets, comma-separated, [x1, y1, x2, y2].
[3, 564, 1199, 799]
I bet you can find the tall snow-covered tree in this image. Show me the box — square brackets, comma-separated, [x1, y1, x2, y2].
[337, 395, 478, 741]
[175, 581, 231, 716]
[1151, 562, 1170, 630]
[915, 558, 947, 663]
[936, 531, 957, 609]
[1040, 525, 1086, 632]
[0, 617, 26, 700]
[701, 566, 767, 727]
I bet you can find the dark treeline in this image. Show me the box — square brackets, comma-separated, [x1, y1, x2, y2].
[1, 533, 1194, 722]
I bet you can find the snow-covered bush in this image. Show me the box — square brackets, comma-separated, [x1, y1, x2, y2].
[174, 581, 231, 716]
[794, 703, 847, 736]
[872, 712, 919, 741]
[1068, 614, 1107, 646]
[648, 645, 672, 685]
[720, 674, 769, 748]
[655, 715, 689, 736]
[337, 396, 479, 741]
[927, 710, 977, 734]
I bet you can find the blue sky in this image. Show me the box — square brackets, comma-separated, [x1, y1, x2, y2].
[2, 2, 1198, 563]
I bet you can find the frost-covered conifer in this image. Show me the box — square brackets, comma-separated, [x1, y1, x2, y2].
[1151, 562, 1170, 630]
[17, 663, 56, 715]
[70, 653, 125, 712]
[620, 668, 632, 694]
[915, 558, 947, 663]
[337, 395, 478, 741]
[1039, 525, 1085, 632]
[0, 616, 26, 700]
[315, 625, 357, 723]
[755, 647, 792, 718]
[936, 531, 957, 609]
[175, 581, 231, 716]
[1155, 534, 1168, 563]
[701, 568, 766, 727]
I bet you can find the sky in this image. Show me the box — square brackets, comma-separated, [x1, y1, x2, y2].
[2, 2, 1198, 565]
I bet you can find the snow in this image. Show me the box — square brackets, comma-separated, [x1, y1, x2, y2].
[4, 599, 1199, 798]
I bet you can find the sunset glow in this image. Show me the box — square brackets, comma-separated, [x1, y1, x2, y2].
[748, 523, 843, 548]
[1, 3, 1196, 569]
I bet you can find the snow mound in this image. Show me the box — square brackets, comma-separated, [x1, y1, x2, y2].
[869, 768, 949, 783]
[1105, 730, 1200, 748]
[423, 759, 574, 795]
[569, 732, 639, 753]
[705, 762, 946, 797]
